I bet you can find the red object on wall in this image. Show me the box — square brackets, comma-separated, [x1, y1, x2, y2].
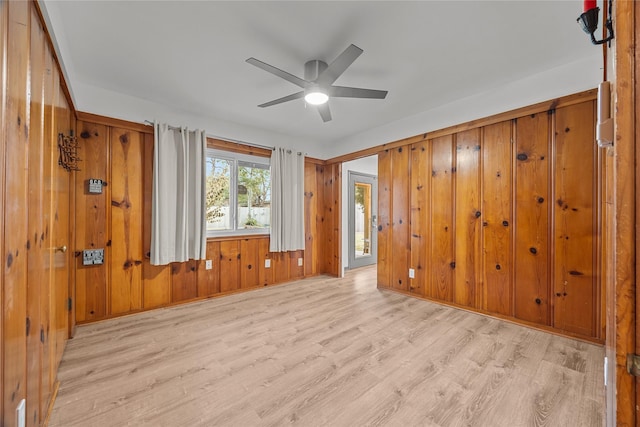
[583, 0, 597, 12]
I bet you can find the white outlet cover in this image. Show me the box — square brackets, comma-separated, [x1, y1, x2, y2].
[17, 399, 26, 427]
[409, 268, 415, 279]
[205, 260, 212, 270]
[265, 259, 271, 268]
[298, 257, 303, 266]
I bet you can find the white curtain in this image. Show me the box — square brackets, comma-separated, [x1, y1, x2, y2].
[270, 147, 305, 252]
[151, 123, 207, 265]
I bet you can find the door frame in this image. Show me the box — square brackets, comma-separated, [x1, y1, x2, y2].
[607, 1, 637, 425]
[347, 171, 377, 270]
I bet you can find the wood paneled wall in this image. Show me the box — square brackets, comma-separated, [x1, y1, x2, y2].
[73, 117, 337, 323]
[377, 96, 604, 342]
[1, 2, 75, 426]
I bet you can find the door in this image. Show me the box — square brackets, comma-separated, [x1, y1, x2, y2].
[348, 172, 377, 269]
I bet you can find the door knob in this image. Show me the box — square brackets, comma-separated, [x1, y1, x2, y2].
[55, 245, 67, 253]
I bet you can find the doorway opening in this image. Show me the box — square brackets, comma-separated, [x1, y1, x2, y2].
[348, 172, 377, 269]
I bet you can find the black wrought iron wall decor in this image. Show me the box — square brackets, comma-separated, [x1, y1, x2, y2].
[58, 131, 81, 171]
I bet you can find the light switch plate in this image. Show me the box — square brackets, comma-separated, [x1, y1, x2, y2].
[409, 268, 415, 279]
[205, 260, 212, 270]
[265, 259, 271, 268]
[298, 257, 303, 267]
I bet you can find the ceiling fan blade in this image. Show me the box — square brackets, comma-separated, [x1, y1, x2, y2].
[258, 91, 305, 108]
[329, 86, 388, 99]
[316, 44, 363, 86]
[246, 57, 308, 88]
[317, 103, 332, 122]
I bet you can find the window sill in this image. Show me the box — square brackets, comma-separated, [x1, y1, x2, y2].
[207, 232, 270, 243]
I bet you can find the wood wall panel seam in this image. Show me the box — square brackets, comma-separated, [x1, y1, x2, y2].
[378, 98, 601, 342]
[74, 121, 328, 322]
[325, 89, 597, 165]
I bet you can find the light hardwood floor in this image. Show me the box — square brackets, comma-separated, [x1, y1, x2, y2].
[49, 266, 604, 426]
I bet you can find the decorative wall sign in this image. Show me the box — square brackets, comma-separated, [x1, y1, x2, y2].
[58, 132, 81, 171]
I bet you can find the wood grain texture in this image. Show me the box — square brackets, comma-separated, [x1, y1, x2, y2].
[0, 2, 6, 419]
[257, 238, 272, 287]
[3, 2, 31, 423]
[482, 121, 513, 316]
[391, 146, 410, 291]
[75, 120, 325, 322]
[48, 266, 605, 427]
[454, 129, 482, 308]
[409, 142, 429, 296]
[304, 163, 319, 277]
[610, 1, 637, 425]
[171, 261, 198, 302]
[51, 82, 71, 372]
[220, 241, 240, 293]
[74, 122, 109, 321]
[321, 163, 341, 276]
[40, 36, 56, 420]
[240, 239, 259, 289]
[553, 102, 597, 338]
[325, 90, 596, 166]
[272, 251, 289, 284]
[109, 128, 143, 314]
[377, 150, 392, 288]
[27, 13, 45, 425]
[1, 3, 74, 425]
[430, 135, 455, 302]
[513, 113, 550, 325]
[288, 250, 304, 280]
[375, 98, 601, 343]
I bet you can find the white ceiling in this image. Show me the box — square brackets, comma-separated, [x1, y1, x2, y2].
[41, 1, 599, 157]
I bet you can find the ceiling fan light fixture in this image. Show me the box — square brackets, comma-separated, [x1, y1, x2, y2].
[304, 88, 329, 105]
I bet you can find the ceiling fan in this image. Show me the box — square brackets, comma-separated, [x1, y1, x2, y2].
[246, 44, 388, 122]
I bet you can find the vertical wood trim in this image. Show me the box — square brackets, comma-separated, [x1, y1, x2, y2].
[26, 9, 45, 424]
[0, 0, 6, 417]
[304, 163, 318, 277]
[74, 122, 109, 321]
[611, 0, 637, 424]
[109, 128, 143, 314]
[3, 2, 30, 423]
[377, 150, 392, 288]
[547, 109, 555, 328]
[429, 135, 455, 302]
[40, 36, 55, 416]
[482, 121, 513, 315]
[511, 111, 551, 326]
[454, 129, 481, 308]
[391, 146, 410, 291]
[552, 102, 597, 337]
[409, 141, 430, 296]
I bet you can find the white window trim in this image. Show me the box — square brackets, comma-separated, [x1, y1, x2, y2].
[206, 148, 271, 238]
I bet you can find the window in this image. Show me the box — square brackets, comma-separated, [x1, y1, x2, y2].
[206, 148, 271, 236]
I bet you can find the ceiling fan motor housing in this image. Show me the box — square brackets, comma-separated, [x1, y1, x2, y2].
[304, 60, 328, 81]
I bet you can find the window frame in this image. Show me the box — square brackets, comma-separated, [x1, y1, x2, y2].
[206, 148, 271, 238]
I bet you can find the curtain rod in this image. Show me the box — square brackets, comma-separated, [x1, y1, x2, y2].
[144, 120, 276, 151]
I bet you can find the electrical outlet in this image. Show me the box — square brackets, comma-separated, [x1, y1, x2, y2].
[205, 260, 212, 270]
[17, 399, 25, 427]
[298, 257, 303, 267]
[265, 259, 271, 268]
[409, 268, 415, 279]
